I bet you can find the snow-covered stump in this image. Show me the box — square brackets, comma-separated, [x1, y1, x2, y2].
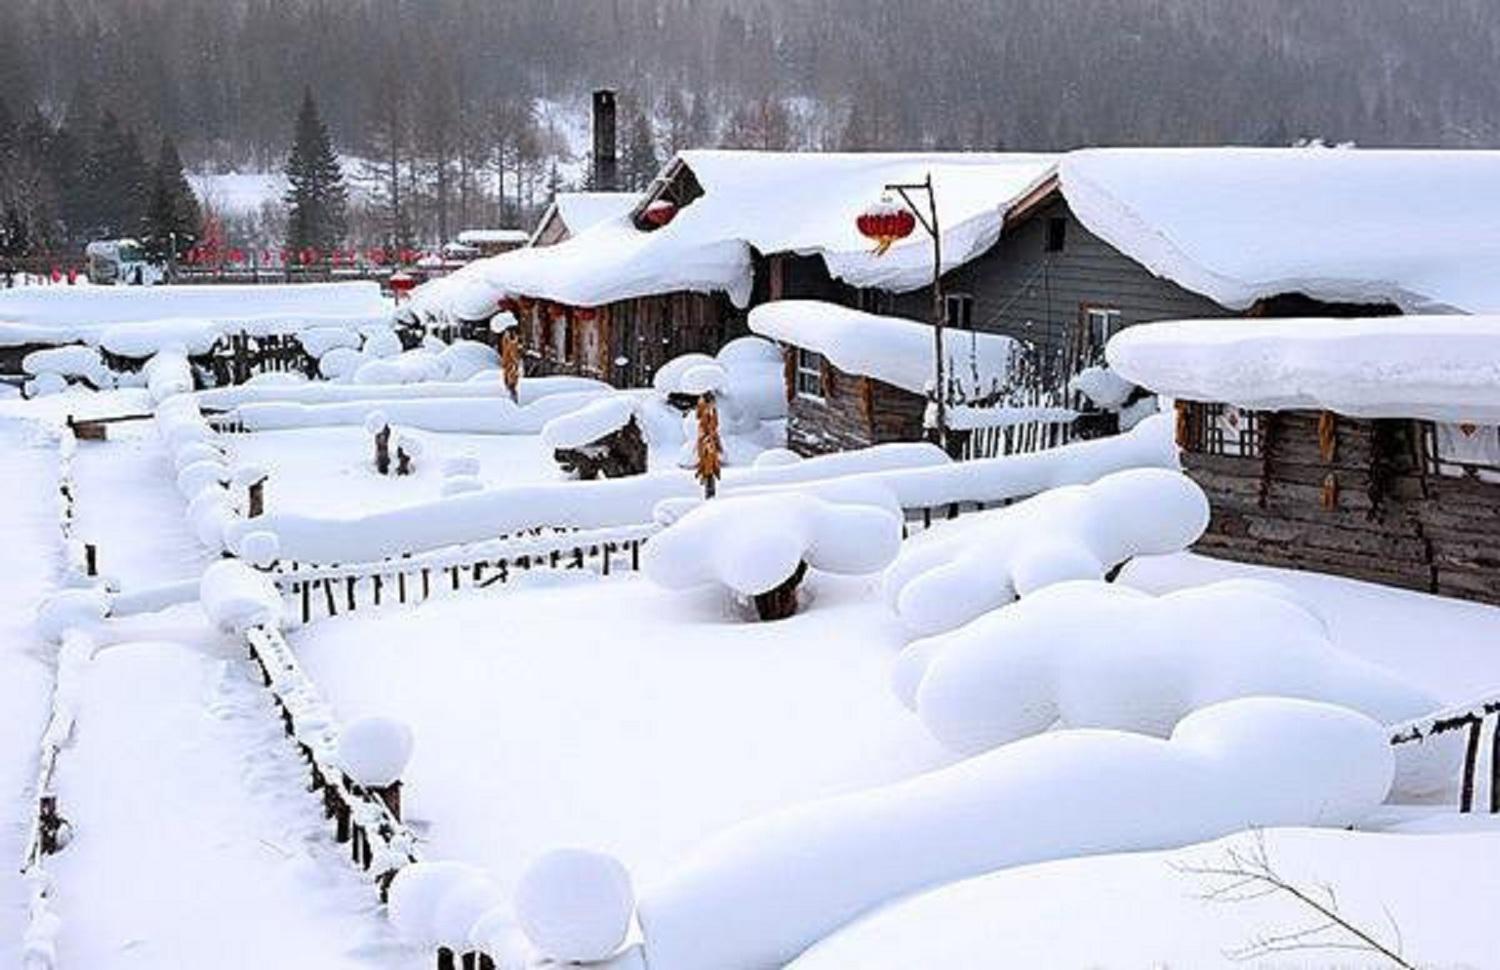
[542, 396, 648, 480]
[366, 410, 392, 475]
[644, 490, 902, 622]
[395, 433, 423, 477]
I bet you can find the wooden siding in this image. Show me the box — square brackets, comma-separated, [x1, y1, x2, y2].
[786, 350, 925, 456]
[1183, 407, 1500, 605]
[890, 196, 1231, 373]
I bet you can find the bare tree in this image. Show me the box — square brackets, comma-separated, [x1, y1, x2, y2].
[1172, 830, 1416, 969]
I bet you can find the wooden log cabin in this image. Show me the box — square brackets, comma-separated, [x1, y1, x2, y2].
[1109, 316, 1500, 605]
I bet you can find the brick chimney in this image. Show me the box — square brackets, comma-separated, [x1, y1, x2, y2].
[592, 89, 618, 192]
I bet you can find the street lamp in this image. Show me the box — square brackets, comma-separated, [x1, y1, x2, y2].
[856, 173, 948, 450]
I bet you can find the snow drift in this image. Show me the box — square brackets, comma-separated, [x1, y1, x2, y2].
[636, 697, 1394, 970]
[883, 467, 1210, 636]
[901, 579, 1448, 794]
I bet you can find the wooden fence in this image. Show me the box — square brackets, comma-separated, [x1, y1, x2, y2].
[1390, 693, 1500, 814]
[272, 524, 660, 624]
[245, 624, 420, 895]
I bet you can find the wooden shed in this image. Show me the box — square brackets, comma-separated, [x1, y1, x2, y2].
[1110, 316, 1500, 605]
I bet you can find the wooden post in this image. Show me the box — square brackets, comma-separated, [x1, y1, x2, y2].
[84, 543, 97, 576]
[1460, 716, 1482, 813]
[248, 476, 266, 518]
[375, 425, 391, 475]
[374, 780, 403, 821]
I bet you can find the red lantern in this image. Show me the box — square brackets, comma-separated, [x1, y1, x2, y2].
[855, 196, 917, 255]
[641, 199, 677, 228]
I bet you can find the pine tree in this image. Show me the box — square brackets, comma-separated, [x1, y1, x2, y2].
[142, 136, 202, 265]
[283, 87, 348, 254]
[686, 94, 714, 150]
[622, 105, 659, 191]
[82, 111, 150, 239]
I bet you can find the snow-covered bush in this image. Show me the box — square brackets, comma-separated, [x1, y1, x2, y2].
[644, 491, 902, 618]
[883, 467, 1209, 636]
[514, 849, 635, 964]
[635, 697, 1393, 970]
[199, 560, 283, 633]
[337, 716, 414, 788]
[900, 579, 1448, 795]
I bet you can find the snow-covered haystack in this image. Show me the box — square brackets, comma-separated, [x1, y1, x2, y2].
[901, 579, 1449, 795]
[645, 491, 902, 620]
[337, 716, 414, 788]
[199, 560, 283, 634]
[883, 467, 1209, 636]
[514, 849, 636, 963]
[635, 697, 1394, 970]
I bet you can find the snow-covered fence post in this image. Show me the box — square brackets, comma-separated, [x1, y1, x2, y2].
[501, 329, 522, 402]
[695, 391, 722, 499]
[339, 717, 413, 822]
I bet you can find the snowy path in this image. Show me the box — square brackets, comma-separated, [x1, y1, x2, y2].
[0, 418, 63, 958]
[71, 424, 213, 590]
[48, 639, 420, 969]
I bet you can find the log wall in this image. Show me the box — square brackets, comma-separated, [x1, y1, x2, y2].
[1184, 408, 1500, 605]
[786, 354, 925, 456]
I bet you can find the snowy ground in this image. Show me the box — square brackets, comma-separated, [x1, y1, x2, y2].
[228, 426, 563, 518]
[291, 573, 953, 899]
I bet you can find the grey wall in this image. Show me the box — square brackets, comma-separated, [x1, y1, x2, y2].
[892, 195, 1230, 376]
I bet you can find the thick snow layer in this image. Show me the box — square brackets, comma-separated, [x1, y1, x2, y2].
[197, 374, 605, 410]
[22, 345, 112, 386]
[791, 826, 1500, 970]
[541, 395, 637, 450]
[1068, 364, 1136, 409]
[513, 849, 635, 963]
[750, 300, 1022, 396]
[535, 192, 641, 243]
[199, 560, 283, 633]
[408, 151, 1052, 318]
[388, 861, 491, 945]
[1060, 147, 1500, 314]
[1108, 315, 1500, 422]
[883, 466, 1209, 636]
[337, 716, 414, 788]
[904, 579, 1446, 794]
[232, 441, 946, 563]
[644, 492, 902, 597]
[231, 391, 606, 435]
[35, 588, 112, 643]
[636, 697, 1393, 970]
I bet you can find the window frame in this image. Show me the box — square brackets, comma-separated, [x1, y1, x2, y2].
[945, 292, 974, 331]
[794, 346, 826, 401]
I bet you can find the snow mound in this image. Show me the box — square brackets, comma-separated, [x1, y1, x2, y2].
[238, 531, 281, 567]
[644, 492, 902, 597]
[1068, 365, 1136, 409]
[541, 395, 637, 450]
[441, 476, 484, 498]
[388, 861, 490, 945]
[514, 849, 635, 964]
[636, 697, 1393, 970]
[754, 448, 801, 468]
[904, 579, 1446, 794]
[442, 455, 481, 479]
[338, 716, 414, 788]
[36, 588, 112, 643]
[432, 875, 504, 947]
[199, 560, 283, 633]
[883, 467, 1209, 636]
[23, 344, 112, 386]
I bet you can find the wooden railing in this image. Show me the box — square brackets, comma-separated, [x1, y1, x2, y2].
[1390, 693, 1500, 813]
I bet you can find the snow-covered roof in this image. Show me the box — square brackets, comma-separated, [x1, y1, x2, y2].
[408, 151, 1055, 320]
[531, 192, 640, 244]
[1107, 315, 1500, 423]
[456, 229, 529, 246]
[1058, 147, 1500, 314]
[749, 300, 1023, 397]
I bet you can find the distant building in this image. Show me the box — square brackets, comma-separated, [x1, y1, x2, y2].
[454, 229, 529, 257]
[529, 193, 638, 248]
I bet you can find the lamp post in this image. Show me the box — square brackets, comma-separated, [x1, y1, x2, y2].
[857, 174, 948, 450]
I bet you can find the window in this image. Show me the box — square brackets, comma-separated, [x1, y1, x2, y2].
[1045, 217, 1067, 253]
[1180, 402, 1263, 458]
[1425, 421, 1500, 483]
[945, 293, 974, 330]
[858, 288, 892, 315]
[1085, 307, 1123, 348]
[795, 347, 825, 399]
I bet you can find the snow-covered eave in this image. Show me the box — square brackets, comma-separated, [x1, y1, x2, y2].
[1057, 152, 1486, 315]
[1107, 315, 1500, 424]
